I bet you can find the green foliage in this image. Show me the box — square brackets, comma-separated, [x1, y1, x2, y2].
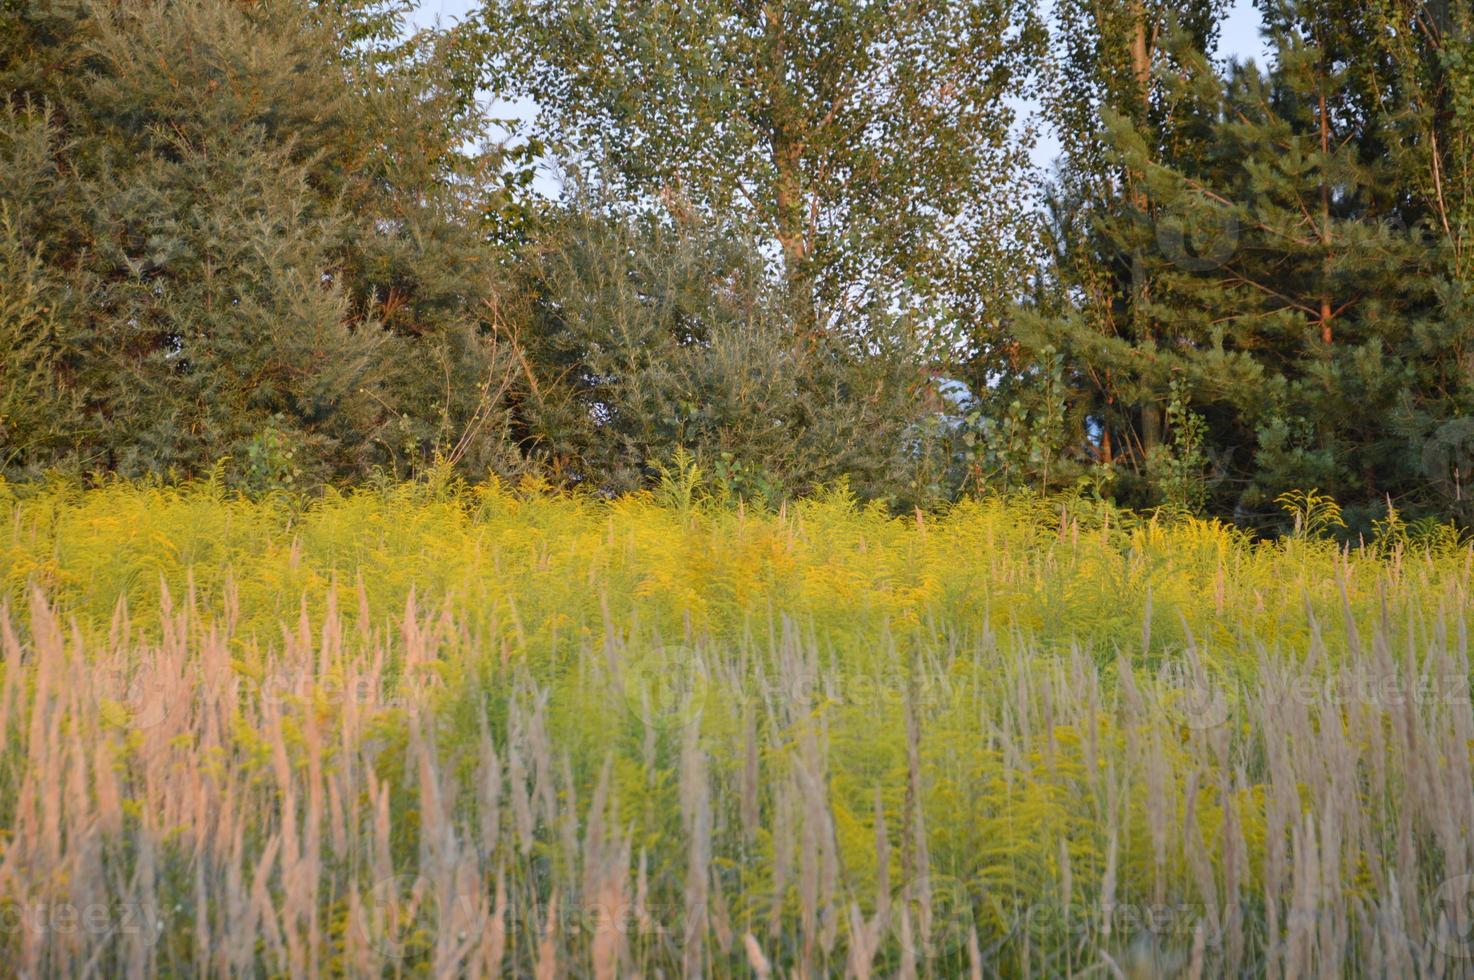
[0, 196, 80, 473]
[1365, 495, 1466, 554]
[1032, 0, 1474, 531]
[513, 198, 926, 502]
[962, 346, 1074, 493]
[1147, 375, 1209, 515]
[1276, 488, 1347, 540]
[709, 452, 786, 510]
[650, 446, 703, 515]
[478, 0, 1045, 339]
[242, 415, 304, 495]
[2, 0, 945, 507]
[0, 0, 527, 485]
[1363, 496, 1467, 554]
[6, 0, 1473, 535]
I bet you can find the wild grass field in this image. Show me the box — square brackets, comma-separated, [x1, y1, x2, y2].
[2, 478, 1473, 977]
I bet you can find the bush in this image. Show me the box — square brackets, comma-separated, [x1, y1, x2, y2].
[516, 198, 929, 503]
[0, 0, 522, 485]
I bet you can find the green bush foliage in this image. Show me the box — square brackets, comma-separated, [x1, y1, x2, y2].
[512, 199, 930, 503]
[0, 0, 520, 484]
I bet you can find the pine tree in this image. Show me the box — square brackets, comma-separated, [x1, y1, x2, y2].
[1020, 0, 1230, 493]
[513, 195, 925, 502]
[1035, 0, 1474, 528]
[0, 0, 523, 484]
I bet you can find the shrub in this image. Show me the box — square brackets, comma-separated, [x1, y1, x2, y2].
[516, 199, 928, 503]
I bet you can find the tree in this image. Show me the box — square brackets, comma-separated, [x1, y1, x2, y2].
[477, 0, 1044, 343]
[512, 194, 927, 502]
[1032, 0, 1474, 528]
[1029, 0, 1230, 480]
[0, 0, 525, 484]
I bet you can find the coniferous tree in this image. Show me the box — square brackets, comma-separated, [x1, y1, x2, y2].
[0, 104, 83, 472]
[514, 195, 928, 502]
[1035, 0, 1474, 528]
[0, 0, 523, 484]
[1032, 0, 1231, 481]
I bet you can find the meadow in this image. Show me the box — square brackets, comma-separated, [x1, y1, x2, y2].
[2, 477, 1473, 977]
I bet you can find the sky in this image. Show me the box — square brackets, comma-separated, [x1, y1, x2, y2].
[404, 0, 1273, 189]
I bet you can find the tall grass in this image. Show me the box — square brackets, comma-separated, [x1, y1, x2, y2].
[1, 479, 1472, 976]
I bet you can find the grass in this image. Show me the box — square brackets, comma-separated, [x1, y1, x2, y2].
[1, 477, 1473, 976]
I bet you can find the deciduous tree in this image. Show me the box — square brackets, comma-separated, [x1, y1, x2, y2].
[478, 0, 1044, 343]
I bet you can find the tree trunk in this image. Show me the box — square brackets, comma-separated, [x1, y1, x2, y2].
[1140, 404, 1162, 458]
[763, 2, 815, 334]
[1127, 1, 1160, 455]
[1318, 85, 1334, 345]
[1129, 3, 1152, 119]
[773, 137, 813, 331]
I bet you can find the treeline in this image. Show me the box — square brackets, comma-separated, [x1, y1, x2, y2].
[2, 0, 1471, 533]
